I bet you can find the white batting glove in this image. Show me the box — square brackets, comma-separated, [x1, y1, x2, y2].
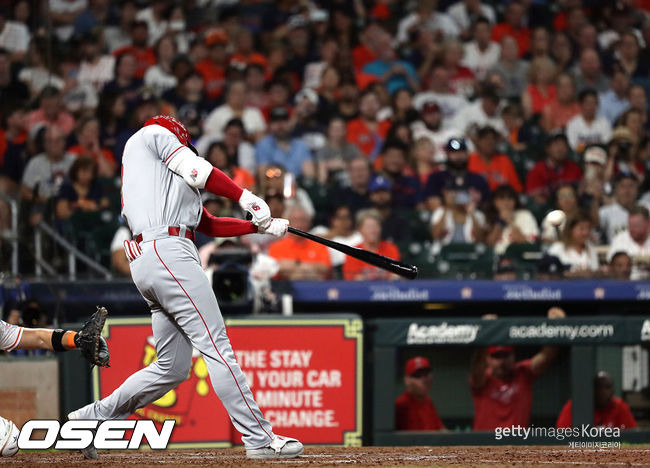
[258, 218, 289, 238]
[239, 189, 271, 229]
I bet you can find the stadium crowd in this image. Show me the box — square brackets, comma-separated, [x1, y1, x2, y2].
[1, 0, 650, 280]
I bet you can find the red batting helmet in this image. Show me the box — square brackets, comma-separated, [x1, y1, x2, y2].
[144, 115, 198, 155]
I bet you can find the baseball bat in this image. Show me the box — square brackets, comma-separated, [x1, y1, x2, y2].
[287, 227, 418, 280]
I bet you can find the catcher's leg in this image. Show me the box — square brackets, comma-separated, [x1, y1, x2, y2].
[72, 310, 192, 420]
[151, 237, 275, 449]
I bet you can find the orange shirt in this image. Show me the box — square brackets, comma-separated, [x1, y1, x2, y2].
[229, 52, 269, 73]
[231, 167, 255, 191]
[113, 46, 156, 79]
[343, 241, 401, 280]
[491, 24, 530, 56]
[347, 118, 392, 159]
[195, 60, 226, 99]
[68, 145, 116, 164]
[268, 237, 332, 278]
[526, 84, 556, 115]
[352, 44, 376, 71]
[468, 152, 523, 192]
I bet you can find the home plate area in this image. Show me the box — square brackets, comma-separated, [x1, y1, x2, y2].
[3, 446, 650, 467]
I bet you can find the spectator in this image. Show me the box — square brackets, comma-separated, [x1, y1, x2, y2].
[109, 224, 132, 277]
[609, 251, 632, 280]
[102, 52, 143, 105]
[0, 48, 28, 104]
[316, 66, 341, 125]
[468, 125, 522, 192]
[556, 371, 637, 429]
[431, 178, 486, 255]
[408, 137, 440, 187]
[313, 205, 362, 270]
[599, 67, 630, 125]
[607, 206, 650, 280]
[316, 117, 361, 186]
[491, 1, 530, 56]
[113, 20, 156, 80]
[268, 205, 332, 280]
[0, 7, 30, 61]
[550, 32, 573, 73]
[614, 32, 648, 79]
[522, 57, 556, 118]
[599, 173, 645, 243]
[470, 307, 565, 430]
[424, 137, 490, 211]
[244, 64, 269, 110]
[285, 15, 317, 79]
[347, 89, 392, 161]
[389, 89, 418, 124]
[489, 36, 529, 100]
[452, 87, 506, 137]
[572, 49, 609, 94]
[260, 164, 314, 219]
[163, 71, 210, 140]
[195, 29, 228, 100]
[96, 90, 127, 159]
[580, 146, 608, 221]
[447, 0, 496, 35]
[0, 104, 29, 191]
[303, 36, 339, 90]
[414, 65, 469, 124]
[410, 101, 459, 164]
[485, 184, 539, 255]
[67, 116, 117, 178]
[566, 89, 613, 153]
[221, 118, 256, 175]
[343, 208, 401, 281]
[368, 174, 411, 243]
[78, 31, 115, 92]
[230, 28, 268, 73]
[379, 141, 421, 209]
[104, 0, 138, 53]
[541, 74, 580, 133]
[55, 157, 109, 220]
[363, 32, 419, 95]
[255, 107, 313, 180]
[526, 132, 582, 205]
[203, 80, 267, 141]
[540, 184, 580, 244]
[526, 26, 551, 62]
[21, 125, 75, 204]
[548, 211, 599, 276]
[134, 0, 168, 45]
[493, 256, 517, 281]
[462, 17, 500, 81]
[396, 0, 459, 46]
[18, 39, 65, 97]
[328, 157, 373, 215]
[205, 142, 255, 191]
[606, 126, 644, 184]
[441, 39, 475, 98]
[395, 356, 445, 431]
[536, 254, 567, 281]
[144, 35, 177, 97]
[26, 86, 75, 137]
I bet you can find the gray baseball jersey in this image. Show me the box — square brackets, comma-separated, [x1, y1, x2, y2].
[74, 125, 276, 449]
[0, 321, 23, 351]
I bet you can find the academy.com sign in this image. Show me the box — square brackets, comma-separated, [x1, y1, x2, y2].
[509, 322, 615, 340]
[18, 420, 175, 450]
[407, 322, 481, 344]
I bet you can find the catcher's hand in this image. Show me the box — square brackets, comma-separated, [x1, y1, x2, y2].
[75, 306, 110, 368]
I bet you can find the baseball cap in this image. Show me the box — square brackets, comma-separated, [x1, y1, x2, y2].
[287, 14, 308, 30]
[205, 29, 228, 46]
[310, 9, 329, 22]
[545, 130, 569, 146]
[368, 175, 391, 193]
[615, 171, 638, 184]
[405, 356, 431, 376]
[477, 125, 499, 139]
[537, 255, 568, 276]
[611, 126, 636, 143]
[269, 107, 290, 121]
[583, 146, 607, 166]
[446, 137, 467, 152]
[295, 88, 318, 105]
[487, 346, 514, 355]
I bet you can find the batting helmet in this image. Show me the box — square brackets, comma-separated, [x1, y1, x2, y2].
[144, 115, 198, 155]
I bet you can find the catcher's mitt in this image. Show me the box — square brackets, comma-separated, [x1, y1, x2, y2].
[75, 306, 110, 368]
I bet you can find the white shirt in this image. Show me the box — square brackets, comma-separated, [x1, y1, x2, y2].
[446, 1, 496, 30]
[410, 121, 462, 162]
[462, 41, 500, 80]
[0, 320, 23, 351]
[303, 61, 326, 90]
[78, 55, 115, 91]
[397, 12, 460, 44]
[493, 209, 540, 255]
[18, 67, 65, 94]
[413, 91, 469, 125]
[599, 202, 631, 243]
[203, 105, 267, 140]
[49, 0, 87, 41]
[194, 135, 256, 174]
[607, 230, 650, 279]
[0, 21, 30, 54]
[135, 8, 168, 45]
[565, 114, 612, 151]
[144, 65, 177, 97]
[430, 208, 485, 255]
[110, 225, 132, 253]
[548, 241, 599, 272]
[451, 100, 507, 137]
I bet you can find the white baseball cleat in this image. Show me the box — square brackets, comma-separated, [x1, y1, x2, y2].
[246, 435, 304, 459]
[67, 410, 98, 460]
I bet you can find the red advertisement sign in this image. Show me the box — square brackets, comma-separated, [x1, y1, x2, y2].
[93, 316, 363, 448]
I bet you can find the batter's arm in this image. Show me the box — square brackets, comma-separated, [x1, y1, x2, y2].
[197, 206, 257, 237]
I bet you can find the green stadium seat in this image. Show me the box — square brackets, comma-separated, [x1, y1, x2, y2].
[437, 243, 495, 279]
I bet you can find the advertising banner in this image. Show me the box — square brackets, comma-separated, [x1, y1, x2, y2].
[93, 316, 363, 448]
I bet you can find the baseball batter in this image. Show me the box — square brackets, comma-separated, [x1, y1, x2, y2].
[69, 116, 301, 460]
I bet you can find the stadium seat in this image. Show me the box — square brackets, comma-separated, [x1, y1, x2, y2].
[437, 243, 495, 279]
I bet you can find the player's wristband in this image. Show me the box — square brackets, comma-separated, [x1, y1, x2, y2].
[51, 329, 67, 352]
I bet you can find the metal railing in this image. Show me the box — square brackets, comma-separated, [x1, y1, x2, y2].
[34, 221, 112, 280]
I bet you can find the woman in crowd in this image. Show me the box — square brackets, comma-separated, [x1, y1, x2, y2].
[205, 141, 255, 191]
[55, 157, 109, 220]
[542, 74, 580, 132]
[548, 211, 600, 277]
[540, 183, 581, 244]
[68, 116, 117, 178]
[485, 184, 539, 255]
[522, 57, 556, 119]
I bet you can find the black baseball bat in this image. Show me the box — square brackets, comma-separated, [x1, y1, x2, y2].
[287, 226, 418, 280]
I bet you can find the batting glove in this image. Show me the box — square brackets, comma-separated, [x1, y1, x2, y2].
[258, 218, 289, 238]
[239, 189, 272, 229]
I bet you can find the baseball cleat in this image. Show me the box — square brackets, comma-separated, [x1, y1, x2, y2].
[246, 435, 304, 459]
[67, 411, 98, 460]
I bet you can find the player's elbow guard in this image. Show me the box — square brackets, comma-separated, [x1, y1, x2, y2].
[167, 149, 212, 188]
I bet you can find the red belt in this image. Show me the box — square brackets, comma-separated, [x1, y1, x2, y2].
[134, 226, 195, 244]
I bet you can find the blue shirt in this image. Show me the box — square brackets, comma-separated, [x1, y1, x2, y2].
[255, 135, 312, 176]
[363, 60, 419, 94]
[599, 90, 629, 125]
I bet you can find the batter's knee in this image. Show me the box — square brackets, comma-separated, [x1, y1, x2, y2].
[156, 357, 192, 385]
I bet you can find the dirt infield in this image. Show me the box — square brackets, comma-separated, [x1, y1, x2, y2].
[2, 446, 650, 467]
